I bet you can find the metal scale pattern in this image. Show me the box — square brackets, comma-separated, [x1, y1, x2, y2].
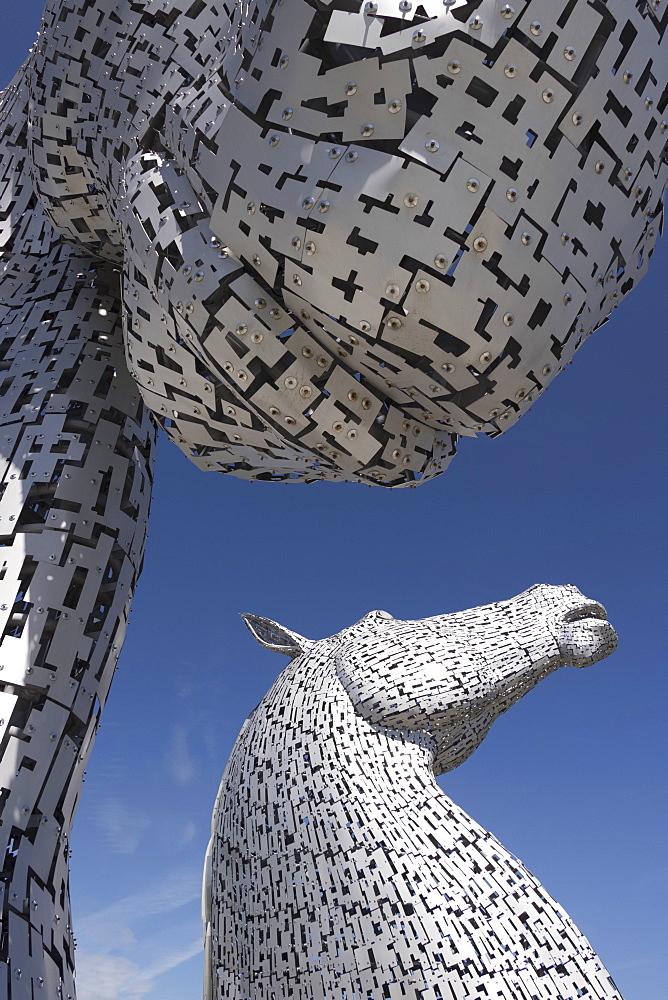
[207, 585, 619, 1000]
[0, 0, 663, 997]
[13, 0, 668, 487]
[0, 75, 156, 998]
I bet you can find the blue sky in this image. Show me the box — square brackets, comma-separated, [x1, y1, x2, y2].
[3, 7, 667, 999]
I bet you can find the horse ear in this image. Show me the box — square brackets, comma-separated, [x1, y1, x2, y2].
[241, 613, 312, 658]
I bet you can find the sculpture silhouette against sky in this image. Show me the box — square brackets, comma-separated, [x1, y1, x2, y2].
[208, 585, 619, 999]
[0, 0, 665, 997]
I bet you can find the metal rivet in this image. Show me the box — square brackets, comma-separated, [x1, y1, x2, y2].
[387, 317, 403, 330]
[365, 1, 377, 11]
[359, 320, 372, 332]
[285, 416, 296, 425]
[473, 236, 488, 252]
[644, 98, 654, 110]
[506, 187, 518, 202]
[542, 88, 554, 103]
[447, 59, 461, 75]
[302, 347, 314, 358]
[301, 197, 315, 210]
[282, 107, 293, 120]
[425, 139, 440, 152]
[388, 99, 403, 114]
[413, 29, 427, 43]
[403, 192, 419, 208]
[399, 0, 411, 10]
[469, 15, 483, 29]
[318, 200, 330, 213]
[268, 134, 280, 147]
[328, 147, 342, 159]
[466, 178, 480, 193]
[434, 254, 448, 269]
[442, 363, 456, 373]
[503, 312, 514, 326]
[479, 352, 492, 364]
[504, 63, 517, 78]
[572, 112, 583, 125]
[560, 232, 571, 244]
[361, 123, 375, 137]
[348, 337, 359, 347]
[622, 70, 633, 84]
[317, 356, 328, 368]
[345, 82, 358, 95]
[345, 151, 358, 162]
[299, 386, 313, 398]
[415, 279, 430, 293]
[291, 236, 302, 250]
[521, 231, 533, 246]
[385, 283, 400, 297]
[542, 365, 552, 376]
[251, 332, 263, 343]
[279, 55, 289, 68]
[252, 254, 261, 266]
[529, 20, 542, 35]
[254, 298, 266, 309]
[563, 46, 576, 60]
[594, 160, 605, 173]
[305, 241, 316, 255]
[500, 4, 515, 18]
[284, 377, 298, 389]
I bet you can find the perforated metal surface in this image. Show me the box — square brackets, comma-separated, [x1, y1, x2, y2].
[4, 0, 665, 487]
[207, 585, 619, 999]
[0, 1, 664, 996]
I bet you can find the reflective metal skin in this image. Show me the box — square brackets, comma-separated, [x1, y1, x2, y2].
[0, 2, 663, 997]
[207, 585, 618, 999]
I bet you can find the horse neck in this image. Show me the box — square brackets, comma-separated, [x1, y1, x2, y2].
[221, 649, 445, 856]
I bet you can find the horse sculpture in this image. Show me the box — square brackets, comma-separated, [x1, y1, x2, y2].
[206, 584, 619, 1000]
[0, 1, 663, 996]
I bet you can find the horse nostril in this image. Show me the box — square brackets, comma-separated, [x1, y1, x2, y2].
[563, 603, 607, 623]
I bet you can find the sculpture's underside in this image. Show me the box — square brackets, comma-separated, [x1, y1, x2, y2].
[3, 0, 666, 488]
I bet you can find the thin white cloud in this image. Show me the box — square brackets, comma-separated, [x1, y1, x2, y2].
[94, 799, 150, 855]
[78, 867, 201, 946]
[76, 953, 151, 1000]
[164, 724, 196, 786]
[76, 939, 202, 1000]
[179, 820, 197, 846]
[76, 870, 203, 999]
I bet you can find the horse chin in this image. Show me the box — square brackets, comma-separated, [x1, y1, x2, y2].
[558, 619, 618, 668]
